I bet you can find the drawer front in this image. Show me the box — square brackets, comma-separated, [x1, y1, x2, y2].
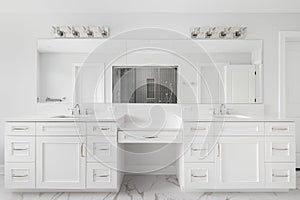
[36, 122, 86, 135]
[118, 130, 182, 143]
[184, 137, 215, 162]
[87, 136, 117, 162]
[184, 122, 214, 136]
[265, 163, 296, 189]
[5, 122, 35, 136]
[265, 137, 295, 162]
[5, 162, 35, 189]
[5, 137, 35, 162]
[86, 163, 117, 189]
[184, 163, 215, 189]
[218, 122, 264, 136]
[87, 122, 117, 136]
[265, 122, 295, 136]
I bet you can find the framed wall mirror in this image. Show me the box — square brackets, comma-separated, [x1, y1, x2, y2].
[36, 38, 263, 104]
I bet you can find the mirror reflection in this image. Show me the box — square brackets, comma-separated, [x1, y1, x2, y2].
[37, 39, 263, 104]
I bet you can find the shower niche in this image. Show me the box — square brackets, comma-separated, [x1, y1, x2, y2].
[112, 66, 177, 103]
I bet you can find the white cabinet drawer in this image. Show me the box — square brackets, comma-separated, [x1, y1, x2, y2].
[265, 122, 295, 136]
[118, 130, 182, 143]
[36, 122, 86, 135]
[87, 122, 117, 136]
[5, 122, 35, 136]
[87, 136, 117, 162]
[184, 137, 215, 162]
[219, 122, 264, 136]
[86, 163, 117, 189]
[265, 137, 295, 162]
[184, 163, 215, 189]
[184, 122, 213, 136]
[5, 163, 35, 189]
[265, 163, 296, 189]
[5, 137, 35, 162]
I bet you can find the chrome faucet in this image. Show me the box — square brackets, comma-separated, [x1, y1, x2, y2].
[69, 104, 81, 115]
[219, 103, 227, 115]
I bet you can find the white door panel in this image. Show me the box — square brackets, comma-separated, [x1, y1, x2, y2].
[36, 137, 86, 189]
[216, 137, 264, 188]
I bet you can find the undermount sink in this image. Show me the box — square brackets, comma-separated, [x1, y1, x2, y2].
[213, 114, 251, 119]
[50, 115, 76, 118]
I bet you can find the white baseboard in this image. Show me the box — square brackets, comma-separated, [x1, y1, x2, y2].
[0, 165, 4, 175]
[124, 165, 176, 175]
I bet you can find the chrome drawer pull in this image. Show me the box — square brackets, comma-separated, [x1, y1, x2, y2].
[93, 127, 110, 131]
[272, 147, 289, 151]
[94, 174, 109, 178]
[191, 148, 207, 151]
[13, 148, 29, 151]
[12, 127, 29, 131]
[272, 127, 288, 131]
[12, 174, 28, 178]
[191, 127, 207, 131]
[191, 174, 207, 178]
[272, 174, 289, 178]
[81, 143, 85, 157]
[95, 148, 110, 151]
[144, 136, 158, 139]
[217, 143, 221, 157]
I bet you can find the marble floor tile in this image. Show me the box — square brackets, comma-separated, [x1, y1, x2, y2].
[0, 172, 300, 200]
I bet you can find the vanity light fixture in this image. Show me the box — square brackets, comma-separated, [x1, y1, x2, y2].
[191, 26, 247, 39]
[52, 26, 110, 38]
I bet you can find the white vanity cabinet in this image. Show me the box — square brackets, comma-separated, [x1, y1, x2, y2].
[5, 120, 121, 192]
[181, 121, 296, 191]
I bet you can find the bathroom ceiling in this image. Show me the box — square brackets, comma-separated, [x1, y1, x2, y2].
[1, 0, 300, 13]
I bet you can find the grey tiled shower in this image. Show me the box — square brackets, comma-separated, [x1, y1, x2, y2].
[113, 66, 177, 103]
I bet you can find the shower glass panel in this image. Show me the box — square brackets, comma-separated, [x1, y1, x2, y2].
[112, 66, 177, 103]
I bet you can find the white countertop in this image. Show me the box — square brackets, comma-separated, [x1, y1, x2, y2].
[183, 117, 294, 122]
[5, 115, 119, 122]
[5, 115, 294, 123]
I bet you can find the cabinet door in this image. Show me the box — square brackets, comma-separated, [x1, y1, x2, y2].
[177, 58, 198, 103]
[36, 137, 86, 189]
[216, 137, 264, 189]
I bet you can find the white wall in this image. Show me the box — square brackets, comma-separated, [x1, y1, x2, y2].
[1, 13, 300, 165]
